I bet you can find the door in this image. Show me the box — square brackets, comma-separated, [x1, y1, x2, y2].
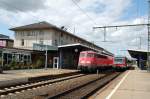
[53, 57, 59, 69]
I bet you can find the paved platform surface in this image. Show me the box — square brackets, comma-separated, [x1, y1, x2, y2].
[92, 70, 150, 99]
[0, 69, 78, 87]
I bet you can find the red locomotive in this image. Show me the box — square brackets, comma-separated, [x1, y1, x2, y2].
[78, 51, 114, 72]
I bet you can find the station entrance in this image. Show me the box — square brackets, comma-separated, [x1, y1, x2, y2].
[53, 57, 59, 69]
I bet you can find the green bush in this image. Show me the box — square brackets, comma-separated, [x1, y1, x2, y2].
[36, 59, 43, 68]
[9, 60, 17, 70]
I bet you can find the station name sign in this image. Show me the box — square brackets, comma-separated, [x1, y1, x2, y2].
[33, 43, 58, 51]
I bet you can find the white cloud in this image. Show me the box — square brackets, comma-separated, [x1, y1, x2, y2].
[0, 0, 148, 56]
[0, 0, 46, 12]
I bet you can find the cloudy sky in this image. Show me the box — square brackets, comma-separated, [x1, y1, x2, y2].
[0, 0, 148, 57]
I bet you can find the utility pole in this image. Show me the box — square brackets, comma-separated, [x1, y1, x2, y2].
[103, 27, 106, 42]
[73, 26, 76, 34]
[147, 0, 150, 71]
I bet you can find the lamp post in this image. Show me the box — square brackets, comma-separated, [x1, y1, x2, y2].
[0, 51, 3, 73]
[45, 44, 48, 70]
[74, 48, 78, 67]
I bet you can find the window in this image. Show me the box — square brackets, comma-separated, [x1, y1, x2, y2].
[87, 53, 94, 57]
[21, 39, 24, 46]
[61, 33, 63, 37]
[61, 40, 63, 45]
[27, 31, 31, 36]
[21, 32, 23, 36]
[32, 31, 35, 36]
[39, 30, 44, 35]
[66, 35, 68, 39]
[114, 58, 123, 64]
[80, 53, 85, 57]
[39, 39, 44, 45]
[55, 40, 58, 46]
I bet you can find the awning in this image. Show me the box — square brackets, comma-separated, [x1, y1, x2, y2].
[128, 49, 148, 60]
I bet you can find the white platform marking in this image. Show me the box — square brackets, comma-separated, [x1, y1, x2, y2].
[105, 71, 131, 99]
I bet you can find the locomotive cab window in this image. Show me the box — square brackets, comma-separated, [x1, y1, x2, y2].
[87, 53, 94, 57]
[80, 53, 85, 57]
[114, 58, 123, 64]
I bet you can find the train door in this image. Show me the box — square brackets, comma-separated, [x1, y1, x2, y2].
[53, 57, 59, 69]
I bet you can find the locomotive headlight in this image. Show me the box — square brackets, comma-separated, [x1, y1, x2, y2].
[86, 61, 91, 64]
[81, 61, 85, 63]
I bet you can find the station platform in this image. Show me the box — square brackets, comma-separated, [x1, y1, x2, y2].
[92, 69, 150, 99]
[0, 68, 78, 87]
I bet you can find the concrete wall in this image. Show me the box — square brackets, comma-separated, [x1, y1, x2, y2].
[7, 40, 14, 47]
[13, 28, 101, 52]
[51, 31, 79, 46]
[14, 30, 53, 49]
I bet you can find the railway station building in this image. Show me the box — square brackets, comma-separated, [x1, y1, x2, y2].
[0, 34, 14, 48]
[8, 21, 113, 69]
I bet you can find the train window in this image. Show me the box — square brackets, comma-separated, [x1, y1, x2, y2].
[80, 53, 85, 57]
[87, 53, 94, 57]
[114, 58, 123, 64]
[96, 54, 107, 58]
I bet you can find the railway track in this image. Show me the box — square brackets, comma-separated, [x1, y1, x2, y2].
[0, 72, 85, 98]
[0, 71, 80, 89]
[0, 72, 122, 99]
[48, 72, 121, 99]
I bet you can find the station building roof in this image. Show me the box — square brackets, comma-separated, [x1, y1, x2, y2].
[0, 34, 9, 39]
[128, 49, 148, 60]
[10, 21, 112, 55]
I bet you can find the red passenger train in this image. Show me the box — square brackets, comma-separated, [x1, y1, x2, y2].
[114, 56, 129, 70]
[78, 51, 114, 72]
[78, 51, 130, 72]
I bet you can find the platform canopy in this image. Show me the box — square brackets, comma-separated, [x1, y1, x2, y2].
[128, 49, 148, 70]
[128, 49, 148, 60]
[58, 43, 113, 56]
[58, 43, 100, 52]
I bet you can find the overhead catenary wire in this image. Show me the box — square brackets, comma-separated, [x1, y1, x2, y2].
[71, 0, 97, 25]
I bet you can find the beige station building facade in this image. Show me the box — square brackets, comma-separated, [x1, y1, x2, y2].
[10, 21, 104, 52]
